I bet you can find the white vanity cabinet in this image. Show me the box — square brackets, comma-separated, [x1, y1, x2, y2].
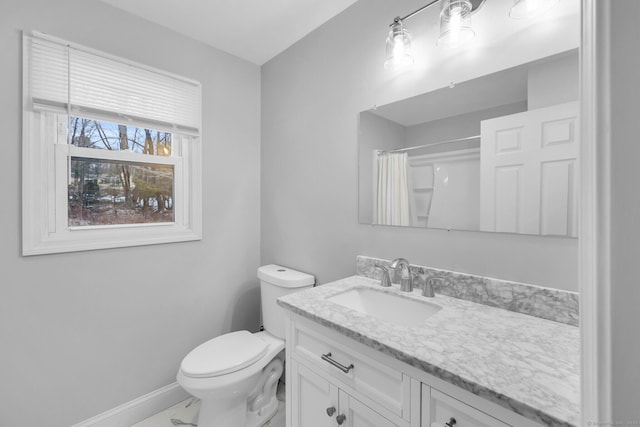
[421, 385, 510, 427]
[290, 360, 404, 427]
[285, 314, 546, 427]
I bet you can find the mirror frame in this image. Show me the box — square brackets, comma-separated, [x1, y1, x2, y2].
[579, 0, 612, 423]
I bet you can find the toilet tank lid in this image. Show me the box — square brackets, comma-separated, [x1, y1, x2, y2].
[257, 264, 315, 288]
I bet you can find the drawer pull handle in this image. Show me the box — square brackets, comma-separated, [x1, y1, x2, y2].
[321, 352, 354, 373]
[445, 417, 457, 426]
[326, 406, 336, 417]
[336, 414, 347, 425]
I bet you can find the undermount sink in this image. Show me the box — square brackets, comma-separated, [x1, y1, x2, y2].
[327, 287, 442, 327]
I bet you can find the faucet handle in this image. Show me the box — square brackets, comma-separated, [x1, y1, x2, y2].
[423, 277, 443, 297]
[375, 266, 392, 287]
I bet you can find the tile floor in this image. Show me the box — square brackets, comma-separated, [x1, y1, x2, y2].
[131, 381, 286, 427]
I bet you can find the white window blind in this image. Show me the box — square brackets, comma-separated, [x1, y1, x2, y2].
[28, 32, 201, 135]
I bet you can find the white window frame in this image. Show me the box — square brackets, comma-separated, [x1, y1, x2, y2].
[22, 32, 202, 255]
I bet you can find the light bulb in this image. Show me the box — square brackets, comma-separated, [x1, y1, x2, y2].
[384, 19, 414, 69]
[448, 6, 463, 46]
[393, 35, 405, 57]
[438, 0, 474, 48]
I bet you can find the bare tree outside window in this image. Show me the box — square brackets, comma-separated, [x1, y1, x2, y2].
[67, 117, 175, 227]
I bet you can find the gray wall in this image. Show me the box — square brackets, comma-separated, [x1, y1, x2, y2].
[403, 102, 527, 151]
[528, 51, 579, 109]
[609, 0, 640, 421]
[0, 1, 261, 426]
[261, 0, 579, 291]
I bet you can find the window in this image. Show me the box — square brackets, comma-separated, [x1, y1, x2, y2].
[67, 117, 176, 227]
[22, 32, 202, 255]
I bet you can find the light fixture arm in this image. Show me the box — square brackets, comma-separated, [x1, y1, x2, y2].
[385, 0, 483, 69]
[390, 0, 441, 26]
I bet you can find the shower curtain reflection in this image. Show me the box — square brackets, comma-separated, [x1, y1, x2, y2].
[376, 152, 412, 226]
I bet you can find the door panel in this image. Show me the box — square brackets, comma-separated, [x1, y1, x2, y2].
[291, 360, 338, 427]
[339, 390, 402, 427]
[480, 102, 578, 236]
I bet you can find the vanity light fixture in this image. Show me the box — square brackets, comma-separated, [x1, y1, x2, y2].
[509, 0, 560, 19]
[384, 0, 485, 69]
[437, 0, 475, 48]
[384, 17, 414, 69]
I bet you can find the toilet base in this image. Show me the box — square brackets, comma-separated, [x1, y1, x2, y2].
[194, 375, 281, 427]
[177, 331, 286, 427]
[196, 393, 280, 427]
[247, 393, 279, 427]
[247, 357, 283, 427]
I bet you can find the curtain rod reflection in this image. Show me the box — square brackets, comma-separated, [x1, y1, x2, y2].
[377, 134, 480, 155]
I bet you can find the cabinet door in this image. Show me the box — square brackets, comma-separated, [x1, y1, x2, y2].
[338, 390, 406, 427]
[290, 360, 338, 427]
[422, 385, 510, 427]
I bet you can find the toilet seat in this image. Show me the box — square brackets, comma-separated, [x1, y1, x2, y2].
[180, 330, 268, 378]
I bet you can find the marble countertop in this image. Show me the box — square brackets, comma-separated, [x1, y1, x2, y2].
[277, 275, 580, 427]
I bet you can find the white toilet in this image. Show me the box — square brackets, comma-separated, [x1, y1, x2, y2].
[176, 264, 314, 427]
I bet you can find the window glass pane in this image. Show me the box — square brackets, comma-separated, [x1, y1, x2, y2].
[69, 116, 172, 157]
[68, 157, 174, 226]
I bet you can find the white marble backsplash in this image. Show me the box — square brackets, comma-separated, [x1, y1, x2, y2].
[356, 255, 579, 326]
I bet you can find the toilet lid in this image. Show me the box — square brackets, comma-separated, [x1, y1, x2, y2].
[180, 330, 268, 378]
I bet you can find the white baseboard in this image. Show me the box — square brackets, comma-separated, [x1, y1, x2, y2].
[71, 382, 190, 427]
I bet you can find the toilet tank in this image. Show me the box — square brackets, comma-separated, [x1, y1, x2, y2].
[257, 264, 315, 339]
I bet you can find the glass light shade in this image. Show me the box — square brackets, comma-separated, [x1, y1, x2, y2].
[438, 0, 475, 48]
[384, 19, 414, 70]
[509, 0, 560, 19]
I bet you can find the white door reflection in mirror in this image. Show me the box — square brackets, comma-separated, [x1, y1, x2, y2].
[480, 102, 578, 236]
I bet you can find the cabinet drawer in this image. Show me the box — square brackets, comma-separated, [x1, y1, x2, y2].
[423, 385, 511, 427]
[291, 321, 410, 419]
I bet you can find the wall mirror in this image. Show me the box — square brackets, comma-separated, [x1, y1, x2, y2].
[358, 48, 579, 237]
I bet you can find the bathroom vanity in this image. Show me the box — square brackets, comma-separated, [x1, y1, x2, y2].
[277, 264, 579, 427]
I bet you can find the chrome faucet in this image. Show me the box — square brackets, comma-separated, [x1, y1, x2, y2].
[389, 258, 413, 292]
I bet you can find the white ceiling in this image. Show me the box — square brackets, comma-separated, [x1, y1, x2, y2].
[99, 0, 360, 65]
